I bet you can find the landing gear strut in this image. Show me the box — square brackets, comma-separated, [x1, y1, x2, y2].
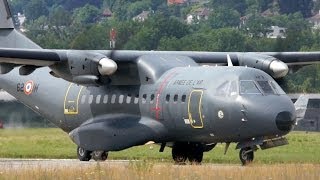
[77, 146, 92, 161]
[239, 147, 254, 165]
[172, 143, 204, 165]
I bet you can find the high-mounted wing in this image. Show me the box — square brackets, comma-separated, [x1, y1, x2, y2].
[1, 0, 320, 86]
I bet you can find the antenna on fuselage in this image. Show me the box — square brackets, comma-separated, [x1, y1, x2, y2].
[227, 54, 233, 66]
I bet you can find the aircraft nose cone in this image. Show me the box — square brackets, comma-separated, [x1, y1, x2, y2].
[269, 60, 289, 78]
[275, 111, 296, 132]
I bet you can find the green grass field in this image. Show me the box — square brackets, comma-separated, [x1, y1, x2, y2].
[0, 128, 319, 164]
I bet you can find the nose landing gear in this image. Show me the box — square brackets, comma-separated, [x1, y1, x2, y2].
[239, 147, 254, 165]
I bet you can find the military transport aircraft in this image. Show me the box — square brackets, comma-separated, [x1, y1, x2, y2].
[0, 0, 319, 165]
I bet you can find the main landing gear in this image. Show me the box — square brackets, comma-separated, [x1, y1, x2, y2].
[172, 142, 206, 165]
[77, 147, 108, 161]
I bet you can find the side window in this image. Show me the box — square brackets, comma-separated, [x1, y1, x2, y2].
[88, 95, 93, 104]
[166, 94, 170, 103]
[150, 94, 155, 104]
[181, 95, 186, 103]
[119, 95, 124, 104]
[126, 94, 132, 104]
[96, 95, 101, 104]
[111, 94, 116, 104]
[142, 94, 147, 104]
[103, 95, 108, 104]
[134, 94, 139, 104]
[174, 95, 178, 103]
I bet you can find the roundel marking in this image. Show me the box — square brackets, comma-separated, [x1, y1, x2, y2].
[24, 80, 34, 95]
[218, 110, 224, 119]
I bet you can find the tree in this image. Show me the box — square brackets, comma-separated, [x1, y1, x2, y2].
[73, 4, 100, 24]
[208, 7, 241, 29]
[25, 0, 48, 21]
[279, 0, 313, 17]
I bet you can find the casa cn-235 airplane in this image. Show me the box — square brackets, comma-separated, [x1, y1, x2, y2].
[0, 0, 319, 165]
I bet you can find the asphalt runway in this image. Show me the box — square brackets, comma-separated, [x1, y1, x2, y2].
[0, 159, 240, 170]
[0, 159, 133, 170]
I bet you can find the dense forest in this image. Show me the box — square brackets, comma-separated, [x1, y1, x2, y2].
[7, 0, 320, 93]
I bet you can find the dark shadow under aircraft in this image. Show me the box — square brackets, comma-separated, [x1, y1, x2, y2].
[0, 0, 319, 165]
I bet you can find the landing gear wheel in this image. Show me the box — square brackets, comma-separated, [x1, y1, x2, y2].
[77, 146, 92, 161]
[92, 151, 108, 161]
[188, 144, 204, 165]
[239, 147, 254, 166]
[172, 144, 187, 164]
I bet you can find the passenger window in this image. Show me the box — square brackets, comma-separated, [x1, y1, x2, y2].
[126, 94, 132, 104]
[134, 94, 139, 104]
[240, 81, 261, 94]
[181, 95, 186, 103]
[166, 94, 170, 103]
[150, 94, 155, 104]
[174, 95, 178, 103]
[96, 95, 101, 104]
[142, 94, 147, 104]
[111, 94, 116, 104]
[88, 95, 93, 104]
[119, 95, 124, 104]
[81, 95, 86, 104]
[103, 95, 108, 104]
[257, 81, 274, 94]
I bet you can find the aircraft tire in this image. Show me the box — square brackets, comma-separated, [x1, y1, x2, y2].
[188, 144, 203, 164]
[77, 146, 92, 161]
[239, 147, 254, 166]
[92, 151, 108, 161]
[172, 143, 187, 164]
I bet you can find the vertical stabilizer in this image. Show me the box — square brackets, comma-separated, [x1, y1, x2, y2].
[0, 0, 14, 29]
[0, 0, 41, 49]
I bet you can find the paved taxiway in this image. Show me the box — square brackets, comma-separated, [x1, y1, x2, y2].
[0, 159, 240, 170]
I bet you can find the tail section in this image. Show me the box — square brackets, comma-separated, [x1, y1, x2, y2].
[294, 94, 308, 122]
[0, 0, 41, 49]
[0, 0, 14, 29]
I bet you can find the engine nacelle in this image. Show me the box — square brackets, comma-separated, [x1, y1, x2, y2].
[50, 51, 117, 85]
[237, 53, 289, 78]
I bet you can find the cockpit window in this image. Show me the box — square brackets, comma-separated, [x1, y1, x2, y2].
[215, 81, 238, 97]
[257, 81, 275, 94]
[240, 81, 261, 94]
[270, 81, 286, 95]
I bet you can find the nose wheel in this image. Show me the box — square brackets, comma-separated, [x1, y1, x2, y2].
[239, 147, 254, 165]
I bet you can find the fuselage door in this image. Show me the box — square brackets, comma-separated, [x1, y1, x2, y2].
[188, 90, 204, 129]
[64, 83, 83, 115]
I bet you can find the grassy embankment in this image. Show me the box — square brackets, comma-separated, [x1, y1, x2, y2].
[0, 128, 319, 164]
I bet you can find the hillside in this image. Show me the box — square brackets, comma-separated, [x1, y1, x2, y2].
[6, 0, 320, 93]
